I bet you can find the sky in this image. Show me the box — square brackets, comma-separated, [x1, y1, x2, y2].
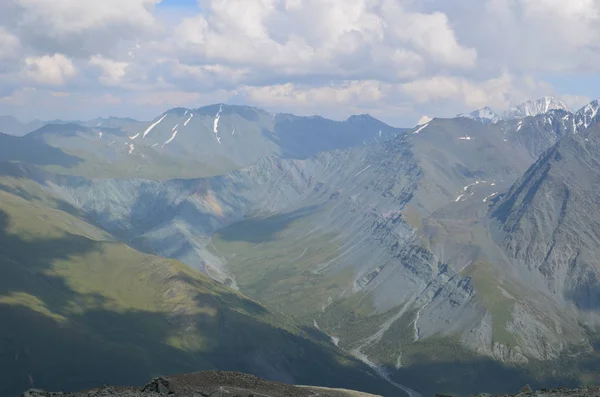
[0, 0, 599, 126]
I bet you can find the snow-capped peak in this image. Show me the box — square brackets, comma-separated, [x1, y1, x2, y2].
[457, 106, 500, 124]
[574, 99, 600, 129]
[502, 96, 570, 120]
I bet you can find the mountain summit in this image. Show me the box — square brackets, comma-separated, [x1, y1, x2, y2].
[457, 106, 500, 123]
[502, 96, 570, 120]
[459, 97, 571, 124]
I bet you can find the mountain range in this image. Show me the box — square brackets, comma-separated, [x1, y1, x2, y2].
[2, 96, 600, 397]
[457, 97, 571, 124]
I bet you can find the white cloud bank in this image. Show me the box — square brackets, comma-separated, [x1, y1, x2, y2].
[0, 0, 597, 123]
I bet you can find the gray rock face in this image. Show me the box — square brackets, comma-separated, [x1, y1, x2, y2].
[493, 124, 600, 318]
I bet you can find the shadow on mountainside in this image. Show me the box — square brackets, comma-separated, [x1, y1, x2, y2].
[0, 134, 83, 169]
[0, 209, 400, 397]
[217, 206, 321, 244]
[389, 357, 578, 397]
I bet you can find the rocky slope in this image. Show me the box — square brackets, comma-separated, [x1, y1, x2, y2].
[21, 371, 383, 397]
[0, 171, 401, 397]
[492, 123, 600, 323]
[5, 99, 600, 396]
[13, 112, 575, 395]
[20, 372, 600, 397]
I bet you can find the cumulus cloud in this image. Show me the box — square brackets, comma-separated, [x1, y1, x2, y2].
[171, 0, 476, 81]
[398, 72, 553, 110]
[89, 55, 129, 86]
[440, 0, 600, 74]
[23, 53, 77, 85]
[417, 116, 433, 125]
[242, 80, 385, 108]
[0, 27, 20, 61]
[5, 0, 162, 57]
[0, 0, 597, 123]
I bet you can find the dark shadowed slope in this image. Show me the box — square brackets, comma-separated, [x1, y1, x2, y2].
[0, 132, 82, 168]
[0, 181, 400, 397]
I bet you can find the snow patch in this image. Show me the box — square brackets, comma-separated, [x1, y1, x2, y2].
[98, 132, 103, 139]
[463, 181, 481, 191]
[213, 105, 223, 144]
[483, 192, 498, 203]
[458, 135, 472, 140]
[412, 122, 429, 134]
[163, 130, 178, 146]
[183, 113, 193, 126]
[354, 164, 372, 177]
[142, 114, 167, 138]
[128, 144, 135, 154]
[172, 124, 178, 131]
[129, 132, 140, 140]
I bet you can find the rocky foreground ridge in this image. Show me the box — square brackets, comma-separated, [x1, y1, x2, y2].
[20, 371, 381, 397]
[20, 371, 600, 397]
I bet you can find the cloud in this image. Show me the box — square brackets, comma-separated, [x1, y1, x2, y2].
[5, 0, 162, 57]
[561, 94, 592, 111]
[0, 27, 20, 61]
[0, 0, 597, 123]
[89, 55, 129, 86]
[242, 80, 385, 108]
[23, 53, 77, 85]
[437, 0, 600, 74]
[417, 116, 433, 125]
[398, 72, 553, 110]
[172, 0, 476, 79]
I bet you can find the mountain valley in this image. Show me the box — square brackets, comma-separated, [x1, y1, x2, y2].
[2, 97, 600, 396]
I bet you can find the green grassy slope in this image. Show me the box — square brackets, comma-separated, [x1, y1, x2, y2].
[40, 147, 240, 180]
[0, 184, 397, 397]
[209, 209, 351, 324]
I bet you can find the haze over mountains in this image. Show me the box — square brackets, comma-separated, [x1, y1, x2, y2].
[2, 95, 600, 397]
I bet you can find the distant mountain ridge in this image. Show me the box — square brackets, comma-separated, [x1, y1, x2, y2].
[11, 104, 405, 179]
[456, 106, 500, 124]
[503, 96, 570, 120]
[0, 115, 143, 137]
[459, 96, 573, 124]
